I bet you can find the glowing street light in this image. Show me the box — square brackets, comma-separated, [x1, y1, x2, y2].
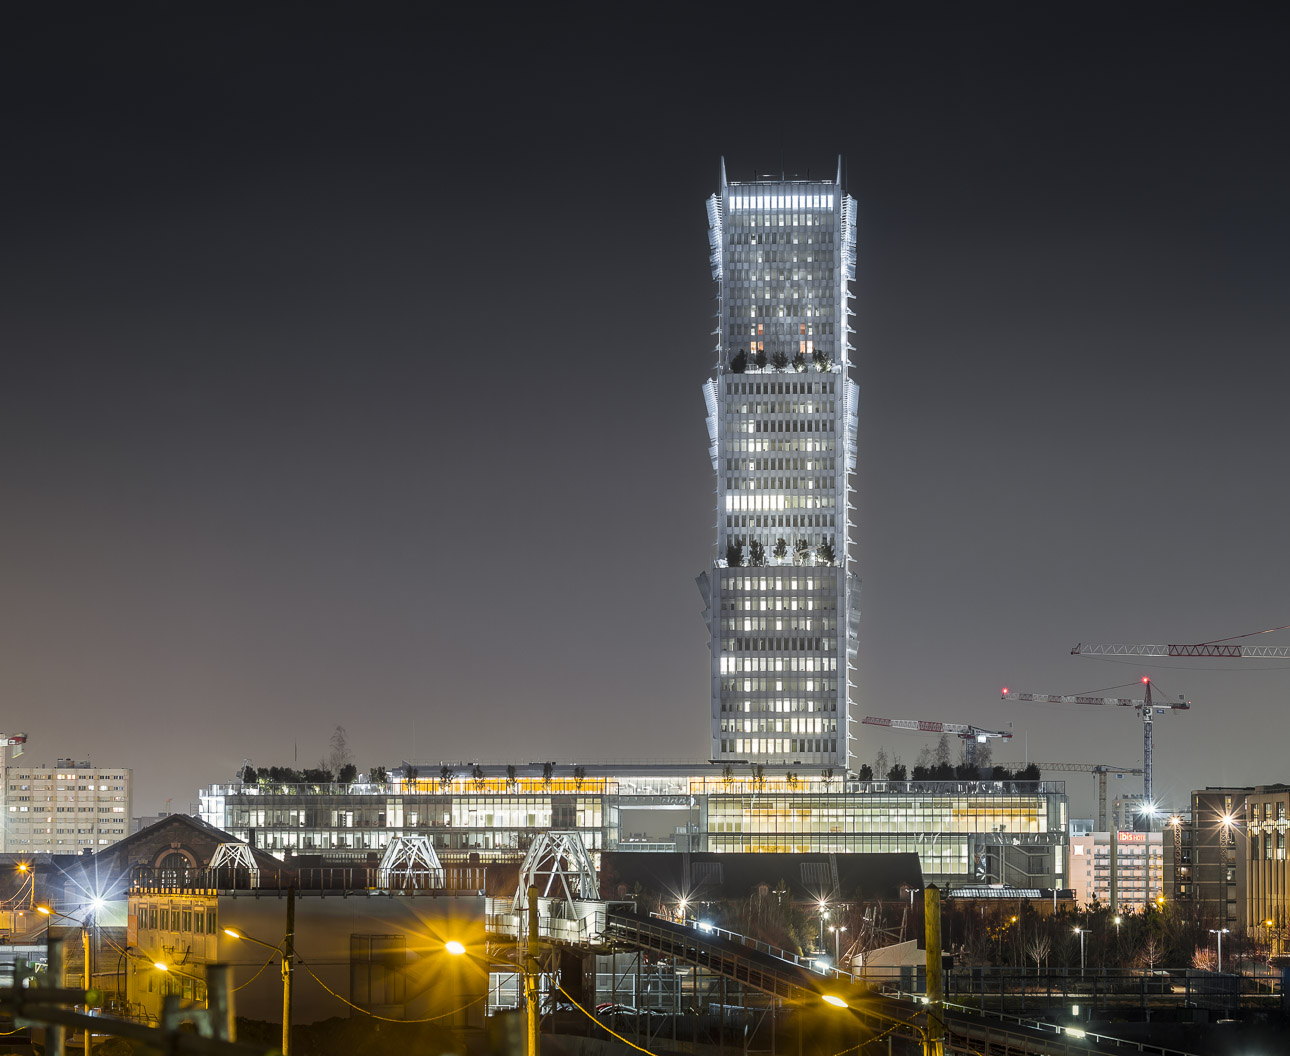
[1073, 928, 1085, 977]
[821, 994, 848, 1009]
[224, 917, 294, 1056]
[445, 940, 467, 956]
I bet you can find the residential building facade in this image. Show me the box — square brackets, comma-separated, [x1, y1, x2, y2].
[3, 759, 132, 853]
[697, 158, 861, 769]
[1242, 784, 1290, 952]
[1172, 787, 1250, 933]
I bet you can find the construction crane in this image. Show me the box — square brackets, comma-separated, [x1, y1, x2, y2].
[861, 716, 1012, 767]
[1072, 623, 1290, 658]
[1001, 678, 1187, 806]
[995, 762, 1143, 831]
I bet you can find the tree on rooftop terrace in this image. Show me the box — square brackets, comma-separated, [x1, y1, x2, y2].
[471, 764, 486, 790]
[438, 765, 452, 791]
[338, 763, 358, 784]
[542, 761, 554, 788]
[506, 764, 518, 791]
[328, 725, 352, 776]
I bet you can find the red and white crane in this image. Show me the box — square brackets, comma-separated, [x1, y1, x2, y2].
[1072, 623, 1290, 659]
[861, 716, 1012, 767]
[1001, 678, 1188, 807]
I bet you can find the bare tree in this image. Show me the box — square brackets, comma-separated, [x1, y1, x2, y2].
[1134, 935, 1163, 974]
[934, 733, 953, 768]
[1026, 933, 1051, 976]
[1191, 946, 1217, 972]
[874, 748, 889, 779]
[328, 725, 352, 775]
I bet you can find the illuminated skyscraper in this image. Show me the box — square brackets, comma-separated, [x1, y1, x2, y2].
[698, 157, 860, 770]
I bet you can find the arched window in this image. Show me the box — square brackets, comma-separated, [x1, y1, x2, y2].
[156, 851, 192, 889]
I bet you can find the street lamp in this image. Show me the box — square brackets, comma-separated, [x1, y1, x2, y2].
[1209, 928, 1229, 973]
[1073, 928, 1085, 978]
[828, 925, 848, 972]
[37, 901, 105, 1056]
[817, 901, 829, 950]
[224, 915, 295, 1056]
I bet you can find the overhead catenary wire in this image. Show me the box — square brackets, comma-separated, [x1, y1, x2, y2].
[295, 957, 486, 1023]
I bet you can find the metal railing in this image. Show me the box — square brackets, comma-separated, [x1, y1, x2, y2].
[0, 938, 275, 1056]
[879, 986, 1206, 1056]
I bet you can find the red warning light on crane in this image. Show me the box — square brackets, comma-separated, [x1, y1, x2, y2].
[1141, 676, 1150, 684]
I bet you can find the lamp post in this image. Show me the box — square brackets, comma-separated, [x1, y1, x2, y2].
[1210, 928, 1229, 973]
[818, 902, 829, 951]
[829, 925, 848, 972]
[224, 885, 295, 1056]
[1073, 928, 1085, 978]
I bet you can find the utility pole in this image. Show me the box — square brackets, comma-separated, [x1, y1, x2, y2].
[282, 886, 295, 1056]
[525, 885, 541, 1056]
[82, 919, 92, 1056]
[924, 885, 943, 1056]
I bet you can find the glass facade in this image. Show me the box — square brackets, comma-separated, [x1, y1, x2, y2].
[700, 160, 860, 768]
[200, 767, 1067, 889]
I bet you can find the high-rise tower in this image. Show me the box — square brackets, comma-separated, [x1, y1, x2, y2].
[697, 157, 860, 771]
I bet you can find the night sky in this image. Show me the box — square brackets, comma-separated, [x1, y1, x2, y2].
[5, 6, 1289, 817]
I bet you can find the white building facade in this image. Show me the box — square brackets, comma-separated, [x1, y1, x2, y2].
[4, 759, 132, 854]
[1069, 829, 1164, 912]
[697, 158, 861, 769]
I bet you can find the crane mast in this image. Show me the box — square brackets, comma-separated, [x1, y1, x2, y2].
[995, 761, 1144, 830]
[1001, 679, 1189, 808]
